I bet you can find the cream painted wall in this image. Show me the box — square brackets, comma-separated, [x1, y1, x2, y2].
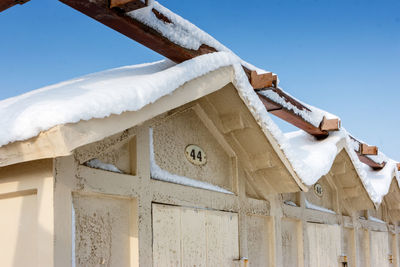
[1, 67, 400, 267]
[0, 159, 54, 267]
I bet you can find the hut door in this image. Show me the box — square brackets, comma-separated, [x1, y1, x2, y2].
[152, 204, 239, 267]
[370, 231, 389, 267]
[306, 223, 341, 267]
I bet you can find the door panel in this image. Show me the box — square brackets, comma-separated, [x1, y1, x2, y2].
[307, 223, 341, 267]
[370, 231, 389, 267]
[152, 204, 239, 267]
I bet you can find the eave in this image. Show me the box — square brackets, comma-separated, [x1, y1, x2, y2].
[0, 0, 29, 12]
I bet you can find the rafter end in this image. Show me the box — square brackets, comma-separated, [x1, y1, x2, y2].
[250, 71, 276, 89]
[360, 143, 378, 156]
[320, 117, 340, 131]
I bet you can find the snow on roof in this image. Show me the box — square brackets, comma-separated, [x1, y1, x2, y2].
[0, 52, 244, 147]
[283, 128, 400, 204]
[128, 1, 269, 75]
[282, 130, 345, 185]
[258, 90, 337, 127]
[0, 24, 397, 206]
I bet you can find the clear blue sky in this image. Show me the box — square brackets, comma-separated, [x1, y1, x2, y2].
[1, 0, 399, 159]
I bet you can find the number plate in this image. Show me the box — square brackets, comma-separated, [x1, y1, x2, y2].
[185, 145, 207, 166]
[314, 183, 323, 197]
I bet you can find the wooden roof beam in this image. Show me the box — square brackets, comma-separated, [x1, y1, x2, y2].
[109, 0, 147, 13]
[60, 0, 334, 138]
[257, 89, 340, 138]
[397, 163, 400, 171]
[357, 153, 386, 170]
[0, 0, 30, 12]
[59, 0, 279, 88]
[59, 0, 216, 63]
[257, 91, 328, 138]
[349, 136, 385, 170]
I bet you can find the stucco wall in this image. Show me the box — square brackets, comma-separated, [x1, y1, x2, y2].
[153, 107, 233, 191]
[73, 194, 138, 267]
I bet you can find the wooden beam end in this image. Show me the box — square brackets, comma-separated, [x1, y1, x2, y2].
[397, 163, 400, 172]
[360, 143, 378, 156]
[250, 71, 275, 89]
[320, 117, 340, 131]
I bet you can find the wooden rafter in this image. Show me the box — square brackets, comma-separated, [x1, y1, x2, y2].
[0, 0, 29, 12]
[357, 153, 386, 170]
[109, 0, 146, 13]
[5, 0, 336, 140]
[59, 0, 279, 86]
[257, 89, 340, 138]
[349, 136, 385, 170]
[59, 0, 219, 64]
[397, 163, 400, 171]
[59, 0, 341, 139]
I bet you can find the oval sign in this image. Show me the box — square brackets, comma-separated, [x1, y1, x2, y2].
[314, 183, 323, 197]
[185, 145, 207, 166]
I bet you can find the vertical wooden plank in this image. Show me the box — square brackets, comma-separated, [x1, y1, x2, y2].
[397, 233, 400, 267]
[306, 223, 341, 267]
[370, 231, 389, 267]
[343, 228, 356, 267]
[221, 211, 239, 265]
[152, 204, 181, 267]
[307, 223, 318, 267]
[356, 229, 370, 267]
[390, 233, 397, 267]
[281, 219, 301, 267]
[246, 214, 271, 267]
[181, 207, 207, 267]
[206, 210, 239, 266]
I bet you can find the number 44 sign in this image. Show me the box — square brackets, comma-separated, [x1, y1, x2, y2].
[185, 144, 207, 166]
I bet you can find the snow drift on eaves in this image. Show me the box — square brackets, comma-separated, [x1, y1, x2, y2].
[0, 52, 243, 147]
[283, 129, 400, 205]
[0, 51, 398, 206]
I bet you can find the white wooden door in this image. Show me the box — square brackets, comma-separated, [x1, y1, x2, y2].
[306, 223, 341, 267]
[370, 231, 389, 267]
[152, 204, 239, 267]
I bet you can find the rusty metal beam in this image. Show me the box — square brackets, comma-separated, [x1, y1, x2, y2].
[0, 0, 29, 12]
